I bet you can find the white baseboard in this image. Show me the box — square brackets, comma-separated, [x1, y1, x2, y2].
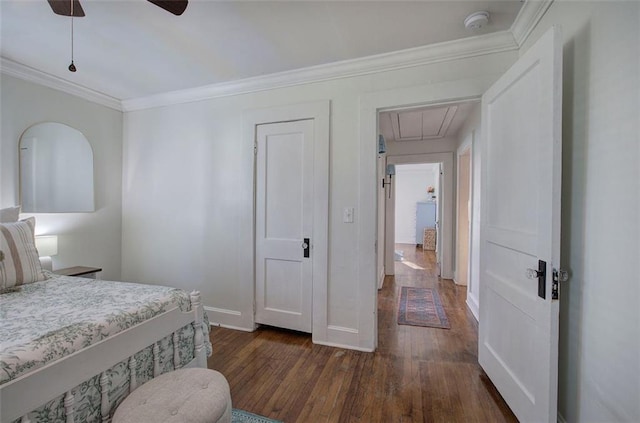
[378, 266, 385, 289]
[204, 306, 255, 332]
[205, 306, 241, 316]
[453, 271, 468, 286]
[313, 340, 374, 353]
[315, 325, 373, 351]
[327, 325, 358, 334]
[466, 294, 479, 321]
[557, 412, 567, 423]
[209, 322, 255, 332]
[206, 310, 373, 352]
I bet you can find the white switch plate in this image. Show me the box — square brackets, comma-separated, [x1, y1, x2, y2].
[343, 207, 354, 223]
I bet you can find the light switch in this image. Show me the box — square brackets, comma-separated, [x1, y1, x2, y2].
[343, 207, 354, 223]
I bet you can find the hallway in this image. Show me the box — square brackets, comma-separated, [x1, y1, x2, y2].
[377, 243, 517, 422]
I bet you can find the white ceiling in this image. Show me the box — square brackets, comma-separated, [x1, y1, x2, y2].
[379, 101, 477, 142]
[0, 1, 523, 101]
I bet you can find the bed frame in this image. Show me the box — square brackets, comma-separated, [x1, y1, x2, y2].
[0, 291, 208, 423]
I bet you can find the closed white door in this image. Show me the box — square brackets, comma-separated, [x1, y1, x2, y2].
[255, 120, 314, 333]
[479, 27, 562, 422]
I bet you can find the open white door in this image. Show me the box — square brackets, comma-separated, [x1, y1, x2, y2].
[479, 26, 562, 422]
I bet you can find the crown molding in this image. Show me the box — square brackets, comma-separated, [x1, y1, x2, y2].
[122, 30, 517, 111]
[510, 0, 554, 47]
[0, 58, 122, 111]
[1, 29, 520, 113]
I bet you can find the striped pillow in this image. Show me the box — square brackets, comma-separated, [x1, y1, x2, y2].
[0, 217, 46, 291]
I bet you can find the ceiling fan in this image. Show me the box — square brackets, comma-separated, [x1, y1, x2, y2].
[47, 0, 189, 17]
[49, 0, 188, 72]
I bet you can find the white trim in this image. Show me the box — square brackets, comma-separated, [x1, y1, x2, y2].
[313, 341, 374, 353]
[2, 30, 518, 113]
[0, 58, 122, 111]
[378, 265, 385, 290]
[205, 305, 252, 331]
[243, 100, 330, 345]
[204, 306, 242, 316]
[314, 326, 372, 352]
[212, 323, 255, 333]
[466, 295, 479, 321]
[121, 31, 516, 111]
[510, 0, 555, 47]
[327, 325, 359, 334]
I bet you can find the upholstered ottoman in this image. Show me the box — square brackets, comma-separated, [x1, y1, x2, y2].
[113, 368, 231, 423]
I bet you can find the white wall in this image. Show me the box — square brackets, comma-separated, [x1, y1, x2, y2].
[0, 75, 123, 280]
[455, 103, 481, 319]
[524, 2, 639, 421]
[394, 163, 438, 244]
[122, 51, 516, 350]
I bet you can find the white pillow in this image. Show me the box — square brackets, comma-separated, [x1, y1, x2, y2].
[0, 206, 20, 223]
[0, 217, 46, 292]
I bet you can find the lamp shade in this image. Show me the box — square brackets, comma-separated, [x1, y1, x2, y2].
[386, 164, 396, 176]
[35, 235, 58, 257]
[378, 134, 386, 154]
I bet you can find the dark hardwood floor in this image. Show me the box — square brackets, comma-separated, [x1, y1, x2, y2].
[208, 244, 517, 422]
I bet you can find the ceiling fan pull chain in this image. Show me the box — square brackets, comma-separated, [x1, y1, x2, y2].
[68, 0, 76, 72]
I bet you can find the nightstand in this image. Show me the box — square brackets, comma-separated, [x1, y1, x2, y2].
[55, 266, 103, 279]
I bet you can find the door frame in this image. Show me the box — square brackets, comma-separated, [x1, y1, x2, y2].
[359, 76, 494, 350]
[243, 100, 330, 343]
[384, 153, 454, 281]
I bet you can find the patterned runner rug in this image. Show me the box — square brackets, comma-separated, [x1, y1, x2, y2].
[232, 409, 282, 423]
[397, 287, 450, 329]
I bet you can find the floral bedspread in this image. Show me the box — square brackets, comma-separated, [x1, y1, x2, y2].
[0, 273, 211, 422]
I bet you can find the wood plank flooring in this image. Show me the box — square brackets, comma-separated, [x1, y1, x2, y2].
[208, 244, 517, 422]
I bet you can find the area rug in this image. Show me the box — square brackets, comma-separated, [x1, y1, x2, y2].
[232, 409, 282, 423]
[397, 287, 450, 329]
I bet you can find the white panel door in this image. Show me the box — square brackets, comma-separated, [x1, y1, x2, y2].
[479, 27, 562, 422]
[255, 120, 313, 333]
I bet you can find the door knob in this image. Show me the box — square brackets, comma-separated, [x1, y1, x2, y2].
[525, 268, 542, 279]
[526, 260, 547, 299]
[302, 238, 310, 258]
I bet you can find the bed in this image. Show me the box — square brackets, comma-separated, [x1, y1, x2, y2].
[0, 215, 211, 423]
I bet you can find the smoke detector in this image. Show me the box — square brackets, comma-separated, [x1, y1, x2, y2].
[464, 11, 490, 30]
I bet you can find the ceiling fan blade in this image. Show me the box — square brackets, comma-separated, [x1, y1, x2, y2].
[147, 0, 188, 16]
[47, 0, 85, 17]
